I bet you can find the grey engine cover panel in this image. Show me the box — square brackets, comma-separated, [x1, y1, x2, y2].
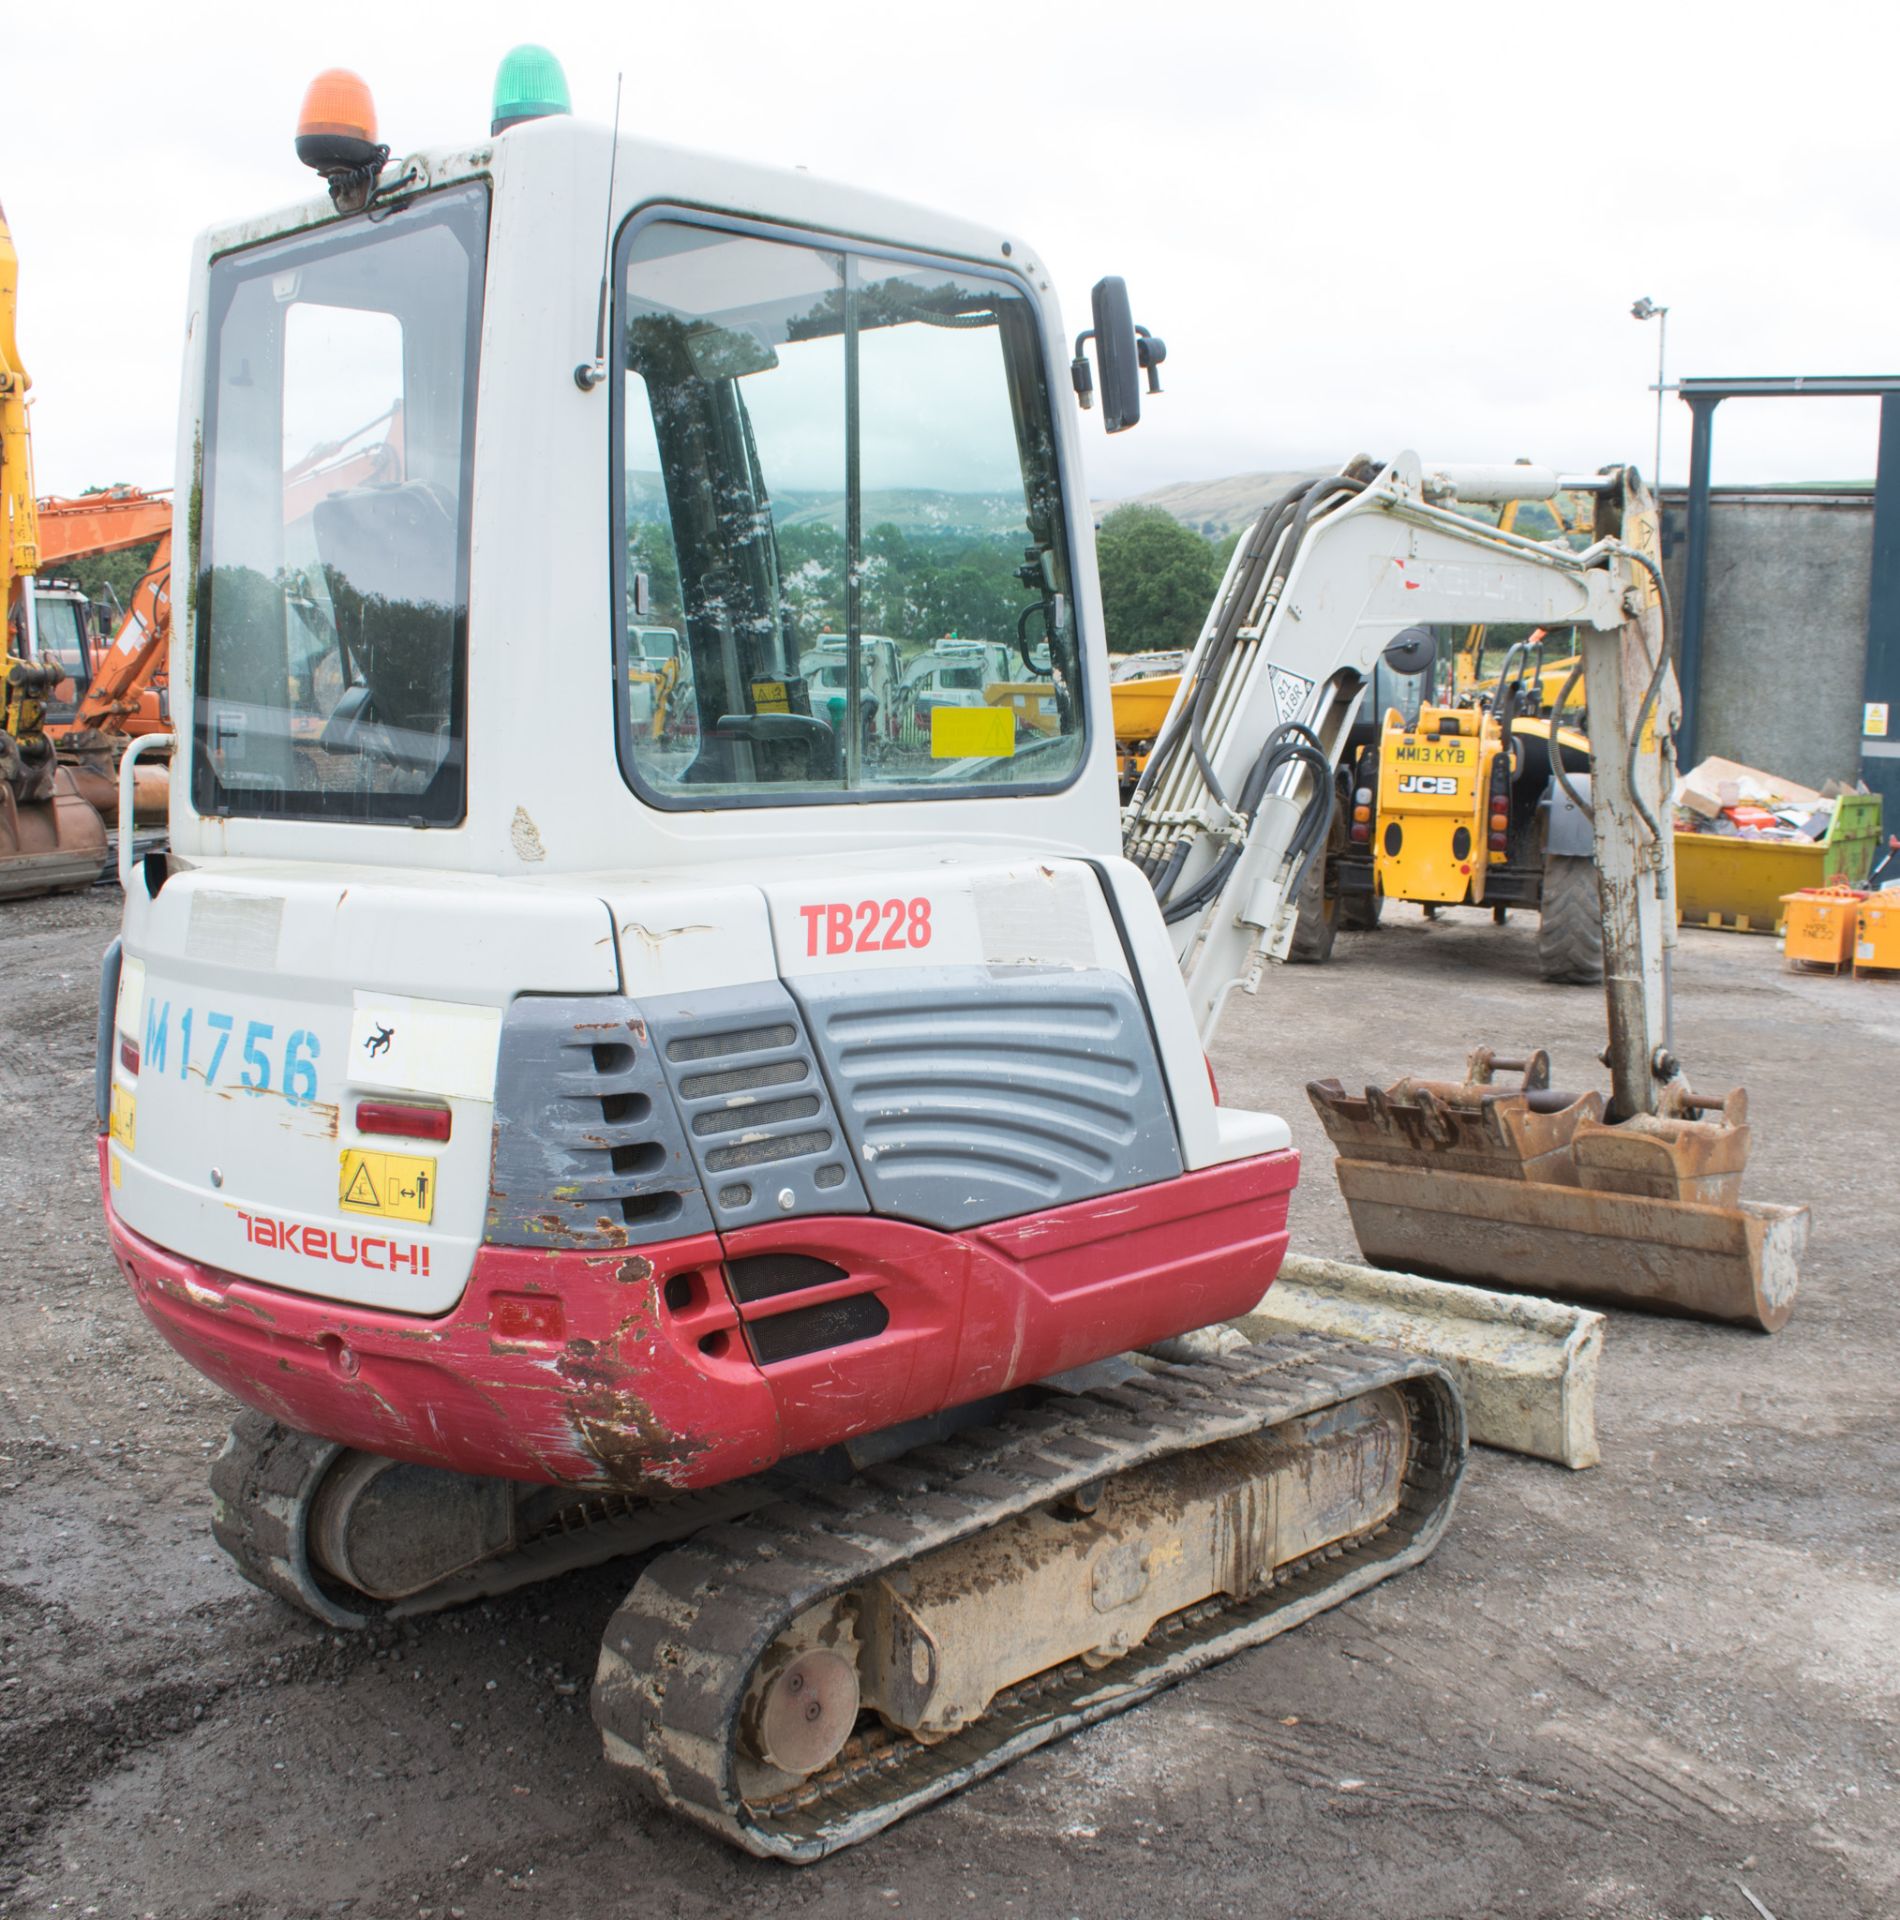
[788, 964, 1182, 1232]
[488, 994, 713, 1250]
[640, 980, 869, 1233]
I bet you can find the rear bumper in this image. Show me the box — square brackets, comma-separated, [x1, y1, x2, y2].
[101, 1136, 1298, 1493]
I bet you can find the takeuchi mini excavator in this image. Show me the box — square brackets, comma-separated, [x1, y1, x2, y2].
[98, 53, 1803, 1858]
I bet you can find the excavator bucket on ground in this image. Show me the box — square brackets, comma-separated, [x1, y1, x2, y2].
[1308, 1052, 1805, 1333]
[0, 757, 108, 899]
[63, 746, 167, 829]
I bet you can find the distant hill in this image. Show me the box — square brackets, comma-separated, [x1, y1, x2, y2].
[626, 471, 1029, 539]
[627, 465, 1339, 544]
[1099, 469, 1331, 538]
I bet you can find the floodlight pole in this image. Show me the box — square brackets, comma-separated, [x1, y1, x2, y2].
[1631, 298, 1669, 485]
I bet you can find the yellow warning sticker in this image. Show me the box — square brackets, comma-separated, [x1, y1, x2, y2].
[930, 704, 1015, 759]
[338, 1148, 437, 1224]
[750, 679, 790, 714]
[109, 1084, 136, 1153]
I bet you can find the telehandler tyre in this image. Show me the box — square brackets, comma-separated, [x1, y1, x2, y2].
[1537, 852, 1603, 983]
[1288, 794, 1345, 964]
[1341, 888, 1383, 932]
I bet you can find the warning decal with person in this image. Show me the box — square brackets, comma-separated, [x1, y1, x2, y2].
[338, 1148, 437, 1223]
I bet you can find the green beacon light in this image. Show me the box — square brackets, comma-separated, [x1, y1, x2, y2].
[491, 45, 572, 136]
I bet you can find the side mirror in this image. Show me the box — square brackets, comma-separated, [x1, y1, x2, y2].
[1382, 625, 1438, 678]
[1073, 277, 1144, 433]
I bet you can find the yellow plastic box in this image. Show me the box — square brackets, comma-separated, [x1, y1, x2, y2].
[1856, 893, 1900, 976]
[1780, 888, 1864, 971]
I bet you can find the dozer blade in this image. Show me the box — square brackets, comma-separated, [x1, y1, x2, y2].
[1237, 1253, 1604, 1469]
[1308, 1066, 1805, 1333]
[592, 1335, 1464, 1860]
[0, 766, 108, 901]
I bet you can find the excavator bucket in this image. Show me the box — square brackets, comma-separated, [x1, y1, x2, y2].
[61, 739, 168, 827]
[1307, 1053, 1805, 1333]
[0, 763, 108, 900]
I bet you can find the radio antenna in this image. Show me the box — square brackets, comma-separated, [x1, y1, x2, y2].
[574, 72, 623, 392]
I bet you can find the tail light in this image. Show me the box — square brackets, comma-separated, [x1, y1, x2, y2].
[356, 1100, 453, 1143]
[119, 1036, 139, 1076]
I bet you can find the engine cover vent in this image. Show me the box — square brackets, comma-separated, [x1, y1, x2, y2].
[747, 1292, 890, 1365]
[487, 996, 712, 1250]
[789, 964, 1183, 1230]
[643, 982, 869, 1232]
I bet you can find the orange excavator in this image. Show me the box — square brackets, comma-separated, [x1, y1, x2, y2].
[3, 195, 111, 897]
[38, 405, 404, 853]
[35, 487, 174, 824]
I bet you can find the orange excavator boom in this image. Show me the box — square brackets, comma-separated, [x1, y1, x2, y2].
[37, 486, 172, 564]
[72, 530, 170, 733]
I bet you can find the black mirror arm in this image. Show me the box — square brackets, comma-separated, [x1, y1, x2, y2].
[1136, 326, 1167, 395]
[1070, 330, 1097, 409]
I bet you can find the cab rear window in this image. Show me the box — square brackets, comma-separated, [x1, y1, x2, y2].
[193, 184, 487, 825]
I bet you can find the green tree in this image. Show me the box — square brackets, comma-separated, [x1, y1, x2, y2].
[1093, 503, 1220, 653]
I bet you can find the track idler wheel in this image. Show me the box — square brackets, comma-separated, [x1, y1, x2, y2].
[750, 1650, 861, 1778]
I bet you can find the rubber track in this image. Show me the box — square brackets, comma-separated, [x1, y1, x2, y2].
[208, 1411, 778, 1627]
[1537, 853, 1604, 983]
[209, 1410, 362, 1628]
[590, 1333, 1466, 1861]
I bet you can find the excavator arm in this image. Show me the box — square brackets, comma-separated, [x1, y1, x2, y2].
[1124, 452, 1677, 1108]
[71, 530, 171, 733]
[36, 488, 172, 565]
[1126, 453, 1804, 1332]
[35, 490, 175, 738]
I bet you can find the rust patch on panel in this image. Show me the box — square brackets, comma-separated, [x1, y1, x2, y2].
[564, 1368, 707, 1495]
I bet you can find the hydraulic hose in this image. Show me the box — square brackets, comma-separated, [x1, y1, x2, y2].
[1617, 546, 1675, 850]
[1549, 658, 1592, 821]
[1159, 727, 1331, 925]
[1185, 474, 1364, 808]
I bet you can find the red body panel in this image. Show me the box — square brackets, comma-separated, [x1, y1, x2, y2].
[101, 1139, 1297, 1493]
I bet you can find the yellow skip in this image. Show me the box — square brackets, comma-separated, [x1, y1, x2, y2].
[338, 1148, 437, 1223]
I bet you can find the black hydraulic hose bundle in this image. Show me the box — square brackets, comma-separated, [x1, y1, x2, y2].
[1158, 723, 1333, 926]
[1131, 474, 1311, 829]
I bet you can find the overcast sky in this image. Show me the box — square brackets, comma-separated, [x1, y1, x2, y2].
[6, 0, 1897, 506]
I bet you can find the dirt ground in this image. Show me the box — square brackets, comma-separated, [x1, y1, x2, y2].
[2, 885, 1895, 1920]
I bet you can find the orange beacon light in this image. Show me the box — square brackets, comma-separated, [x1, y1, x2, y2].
[294, 70, 388, 213]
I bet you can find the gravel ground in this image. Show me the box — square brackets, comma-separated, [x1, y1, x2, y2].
[2, 886, 1895, 1919]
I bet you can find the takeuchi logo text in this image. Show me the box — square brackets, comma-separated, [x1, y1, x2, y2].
[236, 1210, 431, 1275]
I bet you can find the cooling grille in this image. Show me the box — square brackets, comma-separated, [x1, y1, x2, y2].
[642, 982, 868, 1231]
[487, 995, 711, 1250]
[790, 965, 1183, 1230]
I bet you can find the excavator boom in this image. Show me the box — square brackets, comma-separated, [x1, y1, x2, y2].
[1125, 454, 1804, 1327]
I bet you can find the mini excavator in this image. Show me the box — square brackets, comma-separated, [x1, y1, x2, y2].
[97, 52, 1802, 1860]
